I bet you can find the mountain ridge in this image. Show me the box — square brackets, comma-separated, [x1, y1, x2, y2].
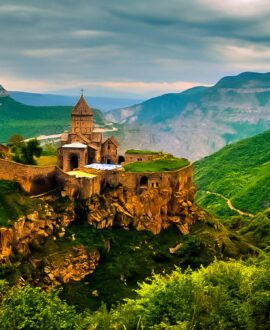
[9, 90, 143, 112]
[105, 72, 270, 160]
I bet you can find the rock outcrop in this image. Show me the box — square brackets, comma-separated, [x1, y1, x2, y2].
[32, 246, 100, 285]
[0, 203, 75, 264]
[87, 185, 204, 234]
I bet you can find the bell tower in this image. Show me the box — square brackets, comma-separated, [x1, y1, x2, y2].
[71, 91, 93, 136]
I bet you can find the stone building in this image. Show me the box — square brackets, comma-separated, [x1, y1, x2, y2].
[124, 151, 163, 164]
[58, 95, 120, 172]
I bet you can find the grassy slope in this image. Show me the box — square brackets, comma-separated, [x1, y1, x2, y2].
[37, 215, 255, 312]
[0, 179, 261, 312]
[0, 96, 108, 143]
[124, 157, 189, 172]
[194, 130, 270, 216]
[0, 180, 45, 227]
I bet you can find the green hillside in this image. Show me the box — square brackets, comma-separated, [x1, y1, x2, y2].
[194, 130, 270, 216]
[0, 96, 108, 143]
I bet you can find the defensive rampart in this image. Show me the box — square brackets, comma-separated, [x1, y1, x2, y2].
[0, 159, 56, 195]
[119, 163, 193, 193]
[0, 159, 99, 199]
[0, 159, 193, 200]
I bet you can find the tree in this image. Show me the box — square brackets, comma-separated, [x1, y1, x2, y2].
[0, 286, 87, 330]
[7, 134, 24, 149]
[11, 138, 42, 165]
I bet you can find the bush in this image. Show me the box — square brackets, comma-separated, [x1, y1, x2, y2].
[87, 258, 270, 329]
[0, 286, 86, 329]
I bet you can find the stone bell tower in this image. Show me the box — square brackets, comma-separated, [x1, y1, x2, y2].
[71, 92, 93, 136]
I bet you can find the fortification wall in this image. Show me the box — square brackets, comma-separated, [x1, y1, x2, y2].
[0, 159, 56, 195]
[124, 153, 162, 164]
[0, 159, 99, 200]
[118, 163, 194, 194]
[55, 167, 100, 199]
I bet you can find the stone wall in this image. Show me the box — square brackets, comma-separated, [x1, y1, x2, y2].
[86, 163, 202, 235]
[0, 159, 56, 195]
[119, 163, 193, 194]
[124, 153, 160, 164]
[0, 159, 99, 200]
[0, 159, 193, 201]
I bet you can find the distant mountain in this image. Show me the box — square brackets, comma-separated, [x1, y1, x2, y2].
[0, 92, 120, 144]
[9, 91, 143, 112]
[0, 85, 9, 97]
[194, 129, 270, 216]
[106, 72, 270, 160]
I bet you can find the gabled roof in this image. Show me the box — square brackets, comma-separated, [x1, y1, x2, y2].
[71, 95, 93, 116]
[92, 132, 102, 143]
[103, 136, 120, 147]
[77, 132, 91, 145]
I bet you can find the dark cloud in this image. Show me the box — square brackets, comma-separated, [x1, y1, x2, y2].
[0, 0, 270, 97]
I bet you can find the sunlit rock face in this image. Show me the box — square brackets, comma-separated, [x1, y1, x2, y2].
[32, 247, 100, 285]
[0, 203, 75, 264]
[87, 184, 204, 235]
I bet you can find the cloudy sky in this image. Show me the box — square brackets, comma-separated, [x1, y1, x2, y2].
[1, 0, 270, 98]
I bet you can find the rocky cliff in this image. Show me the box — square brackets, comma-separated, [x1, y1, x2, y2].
[31, 246, 100, 285]
[0, 198, 75, 264]
[87, 185, 204, 235]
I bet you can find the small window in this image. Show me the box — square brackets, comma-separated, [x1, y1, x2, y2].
[156, 182, 159, 187]
[151, 182, 154, 188]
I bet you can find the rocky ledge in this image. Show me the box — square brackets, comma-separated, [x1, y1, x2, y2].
[31, 246, 100, 285]
[87, 185, 205, 234]
[0, 203, 75, 264]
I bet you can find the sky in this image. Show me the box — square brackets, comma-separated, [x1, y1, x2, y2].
[1, 0, 270, 98]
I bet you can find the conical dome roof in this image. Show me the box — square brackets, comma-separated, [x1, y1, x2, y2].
[71, 95, 93, 115]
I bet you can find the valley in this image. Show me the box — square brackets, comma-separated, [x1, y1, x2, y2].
[0, 75, 270, 329]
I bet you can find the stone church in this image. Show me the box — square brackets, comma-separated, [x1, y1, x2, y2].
[58, 95, 120, 172]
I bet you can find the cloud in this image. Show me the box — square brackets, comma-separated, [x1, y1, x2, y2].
[83, 81, 210, 92]
[1, 74, 208, 97]
[197, 0, 270, 16]
[0, 0, 270, 97]
[72, 30, 111, 37]
[23, 49, 65, 57]
[0, 5, 40, 13]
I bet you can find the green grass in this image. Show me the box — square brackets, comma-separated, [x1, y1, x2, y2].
[35, 155, 58, 167]
[194, 130, 270, 214]
[0, 96, 108, 143]
[0, 180, 45, 227]
[56, 217, 255, 311]
[195, 191, 238, 218]
[124, 156, 189, 172]
[35, 224, 188, 311]
[125, 149, 163, 155]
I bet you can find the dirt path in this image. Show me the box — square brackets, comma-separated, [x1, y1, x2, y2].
[205, 191, 254, 217]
